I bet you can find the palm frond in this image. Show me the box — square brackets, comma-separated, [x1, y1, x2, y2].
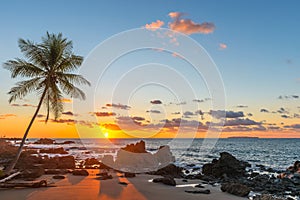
[56, 72, 90, 86]
[3, 59, 45, 78]
[54, 55, 83, 72]
[58, 78, 86, 100]
[8, 77, 43, 103]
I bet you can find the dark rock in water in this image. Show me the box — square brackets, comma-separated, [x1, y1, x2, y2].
[202, 152, 249, 178]
[53, 175, 65, 179]
[185, 189, 210, 194]
[72, 169, 89, 176]
[55, 141, 75, 145]
[153, 177, 176, 186]
[17, 166, 45, 179]
[148, 164, 184, 178]
[221, 183, 251, 197]
[84, 158, 100, 166]
[99, 162, 112, 170]
[34, 138, 55, 144]
[124, 172, 136, 178]
[121, 140, 147, 153]
[253, 194, 285, 200]
[182, 179, 188, 182]
[40, 147, 68, 154]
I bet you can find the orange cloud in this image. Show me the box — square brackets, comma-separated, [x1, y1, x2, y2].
[219, 43, 227, 50]
[0, 113, 16, 119]
[168, 12, 215, 35]
[101, 123, 121, 131]
[94, 112, 116, 117]
[145, 20, 164, 30]
[60, 98, 72, 103]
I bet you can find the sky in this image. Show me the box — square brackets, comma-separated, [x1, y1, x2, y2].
[0, 0, 299, 138]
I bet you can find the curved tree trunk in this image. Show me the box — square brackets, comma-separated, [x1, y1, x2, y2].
[4, 88, 48, 175]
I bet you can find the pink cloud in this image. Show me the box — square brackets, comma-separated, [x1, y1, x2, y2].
[145, 20, 164, 30]
[168, 12, 215, 35]
[219, 43, 227, 50]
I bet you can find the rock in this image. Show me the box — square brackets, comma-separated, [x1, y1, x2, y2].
[119, 181, 128, 185]
[153, 177, 176, 186]
[72, 169, 89, 176]
[40, 147, 68, 154]
[100, 155, 114, 169]
[121, 140, 147, 153]
[34, 138, 55, 144]
[124, 172, 136, 178]
[253, 194, 285, 200]
[185, 189, 210, 194]
[148, 164, 184, 178]
[97, 174, 113, 180]
[195, 184, 205, 188]
[84, 158, 100, 166]
[45, 169, 68, 174]
[55, 141, 75, 145]
[202, 152, 249, 178]
[18, 166, 45, 179]
[221, 183, 250, 197]
[153, 145, 175, 166]
[53, 175, 65, 179]
[96, 172, 108, 176]
[182, 179, 188, 182]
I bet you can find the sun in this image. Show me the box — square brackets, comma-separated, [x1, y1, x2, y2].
[104, 132, 109, 138]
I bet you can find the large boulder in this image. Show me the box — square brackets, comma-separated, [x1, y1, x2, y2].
[221, 183, 251, 197]
[84, 158, 100, 166]
[202, 152, 249, 178]
[121, 140, 147, 153]
[153, 177, 176, 186]
[17, 166, 45, 179]
[72, 169, 89, 176]
[43, 156, 75, 169]
[148, 164, 184, 178]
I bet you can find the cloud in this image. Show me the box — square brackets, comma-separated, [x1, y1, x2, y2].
[281, 114, 290, 119]
[210, 110, 244, 119]
[224, 118, 261, 126]
[236, 105, 248, 108]
[277, 107, 289, 114]
[146, 110, 161, 114]
[183, 111, 195, 118]
[247, 113, 253, 117]
[260, 108, 269, 113]
[145, 20, 164, 30]
[60, 98, 72, 103]
[219, 43, 227, 50]
[278, 95, 299, 100]
[150, 100, 162, 104]
[176, 101, 186, 105]
[106, 103, 131, 110]
[131, 116, 145, 121]
[284, 124, 300, 129]
[0, 113, 16, 119]
[11, 103, 36, 107]
[168, 12, 215, 35]
[94, 112, 116, 117]
[102, 123, 121, 131]
[62, 111, 74, 116]
[171, 112, 181, 115]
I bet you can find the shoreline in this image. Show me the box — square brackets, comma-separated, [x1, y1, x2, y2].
[0, 169, 246, 200]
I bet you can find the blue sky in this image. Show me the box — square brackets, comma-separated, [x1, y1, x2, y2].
[0, 0, 300, 138]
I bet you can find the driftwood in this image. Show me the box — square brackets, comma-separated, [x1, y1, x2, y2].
[0, 180, 47, 188]
[0, 171, 21, 183]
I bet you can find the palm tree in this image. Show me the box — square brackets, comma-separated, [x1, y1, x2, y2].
[3, 32, 90, 175]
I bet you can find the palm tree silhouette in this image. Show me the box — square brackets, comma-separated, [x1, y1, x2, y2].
[3, 32, 90, 174]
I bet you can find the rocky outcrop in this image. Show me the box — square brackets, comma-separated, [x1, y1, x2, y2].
[202, 152, 250, 178]
[34, 138, 55, 144]
[148, 164, 184, 178]
[40, 147, 68, 154]
[72, 169, 89, 176]
[221, 183, 251, 197]
[121, 140, 147, 153]
[113, 141, 175, 173]
[153, 177, 176, 186]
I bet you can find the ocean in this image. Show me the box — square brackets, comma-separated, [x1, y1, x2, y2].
[23, 138, 300, 172]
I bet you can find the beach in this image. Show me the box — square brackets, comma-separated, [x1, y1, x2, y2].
[0, 169, 245, 200]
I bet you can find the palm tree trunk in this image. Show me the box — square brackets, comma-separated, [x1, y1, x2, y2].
[4, 88, 48, 175]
